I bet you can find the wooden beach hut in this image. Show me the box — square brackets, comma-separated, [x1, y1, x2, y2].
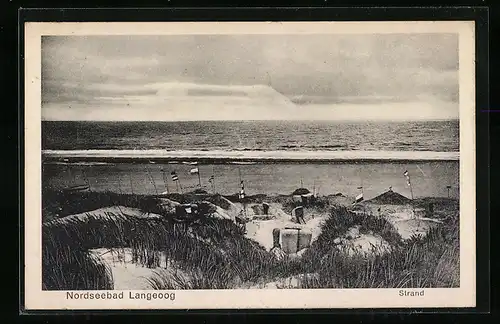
[366, 188, 412, 205]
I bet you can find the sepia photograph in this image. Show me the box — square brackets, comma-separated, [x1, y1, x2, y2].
[24, 21, 476, 309]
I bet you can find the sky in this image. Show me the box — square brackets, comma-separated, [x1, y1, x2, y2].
[41, 34, 459, 121]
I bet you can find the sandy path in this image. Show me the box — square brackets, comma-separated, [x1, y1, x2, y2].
[348, 234, 392, 255]
[90, 248, 167, 290]
[391, 219, 439, 240]
[244, 206, 326, 251]
[382, 210, 443, 240]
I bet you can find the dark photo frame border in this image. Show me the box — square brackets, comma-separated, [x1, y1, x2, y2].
[16, 6, 490, 317]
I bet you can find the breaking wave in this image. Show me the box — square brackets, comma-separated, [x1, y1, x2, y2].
[42, 149, 459, 162]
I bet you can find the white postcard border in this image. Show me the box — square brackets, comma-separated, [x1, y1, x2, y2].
[24, 21, 476, 310]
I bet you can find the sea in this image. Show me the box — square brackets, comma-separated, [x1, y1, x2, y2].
[42, 120, 459, 152]
[41, 120, 460, 199]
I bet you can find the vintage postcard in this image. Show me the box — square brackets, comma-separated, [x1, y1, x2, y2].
[24, 21, 476, 310]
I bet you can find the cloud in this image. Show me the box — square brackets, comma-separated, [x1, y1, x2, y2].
[41, 34, 459, 120]
[41, 83, 458, 122]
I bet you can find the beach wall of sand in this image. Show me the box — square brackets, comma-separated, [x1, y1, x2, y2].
[42, 161, 459, 199]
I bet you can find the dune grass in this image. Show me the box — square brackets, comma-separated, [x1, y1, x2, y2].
[42, 189, 279, 289]
[42, 212, 282, 290]
[42, 190, 460, 290]
[145, 204, 459, 290]
[42, 232, 114, 290]
[294, 206, 459, 289]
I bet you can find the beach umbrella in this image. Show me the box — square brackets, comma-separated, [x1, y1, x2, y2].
[292, 188, 310, 196]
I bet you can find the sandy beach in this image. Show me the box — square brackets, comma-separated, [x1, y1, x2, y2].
[43, 160, 459, 199]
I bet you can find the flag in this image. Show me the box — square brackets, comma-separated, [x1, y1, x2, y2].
[354, 192, 364, 203]
[239, 180, 245, 199]
[189, 167, 199, 174]
[404, 170, 411, 186]
[171, 171, 179, 181]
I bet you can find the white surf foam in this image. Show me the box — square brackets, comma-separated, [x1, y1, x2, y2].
[42, 149, 459, 161]
[49, 161, 114, 166]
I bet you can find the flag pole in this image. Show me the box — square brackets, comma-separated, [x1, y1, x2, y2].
[409, 178, 415, 221]
[82, 169, 91, 192]
[238, 167, 246, 217]
[178, 175, 183, 194]
[172, 170, 182, 193]
[361, 178, 364, 196]
[197, 167, 202, 188]
[358, 186, 365, 214]
[146, 166, 159, 195]
[116, 175, 126, 215]
[212, 165, 216, 193]
[404, 170, 416, 219]
[161, 168, 169, 194]
[67, 166, 73, 188]
[409, 178, 414, 200]
[129, 173, 134, 195]
[117, 173, 123, 193]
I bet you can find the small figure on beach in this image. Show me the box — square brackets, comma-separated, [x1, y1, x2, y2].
[270, 228, 286, 261]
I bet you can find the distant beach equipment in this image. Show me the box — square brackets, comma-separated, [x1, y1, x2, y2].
[62, 184, 90, 193]
[175, 203, 199, 218]
[292, 206, 305, 224]
[262, 202, 270, 215]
